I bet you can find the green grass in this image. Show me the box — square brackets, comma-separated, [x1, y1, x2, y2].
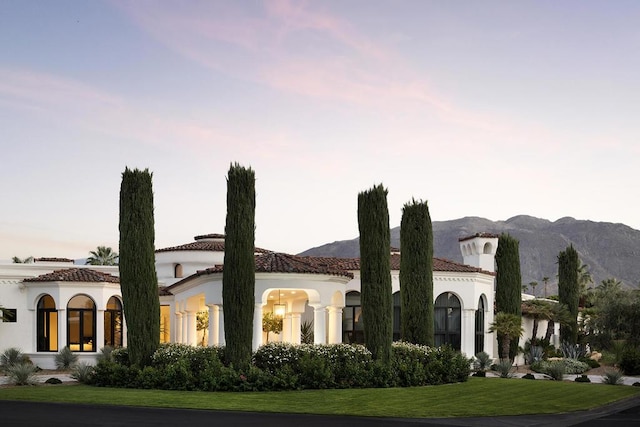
[1, 378, 639, 418]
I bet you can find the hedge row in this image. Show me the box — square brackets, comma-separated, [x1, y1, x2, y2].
[89, 342, 471, 391]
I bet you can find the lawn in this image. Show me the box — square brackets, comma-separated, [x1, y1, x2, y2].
[1, 378, 639, 418]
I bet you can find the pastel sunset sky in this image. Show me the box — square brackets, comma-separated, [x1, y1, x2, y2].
[1, 0, 638, 260]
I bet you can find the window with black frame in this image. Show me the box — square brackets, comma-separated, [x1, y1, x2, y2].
[434, 292, 461, 350]
[342, 291, 364, 344]
[67, 294, 96, 352]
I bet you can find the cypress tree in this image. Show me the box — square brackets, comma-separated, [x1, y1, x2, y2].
[222, 163, 256, 370]
[118, 168, 160, 368]
[494, 233, 522, 360]
[558, 245, 579, 345]
[358, 184, 392, 363]
[399, 199, 434, 345]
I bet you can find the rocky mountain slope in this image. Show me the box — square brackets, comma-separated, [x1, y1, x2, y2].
[298, 215, 640, 295]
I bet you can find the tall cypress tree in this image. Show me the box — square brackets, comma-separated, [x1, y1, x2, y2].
[399, 199, 434, 345]
[358, 184, 392, 363]
[495, 233, 522, 360]
[558, 245, 579, 345]
[119, 168, 160, 368]
[222, 163, 256, 370]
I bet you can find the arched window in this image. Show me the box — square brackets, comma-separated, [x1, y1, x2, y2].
[475, 296, 486, 354]
[104, 296, 123, 348]
[174, 264, 183, 278]
[342, 291, 363, 344]
[393, 291, 401, 341]
[67, 295, 96, 352]
[483, 242, 493, 254]
[37, 295, 58, 352]
[434, 292, 461, 350]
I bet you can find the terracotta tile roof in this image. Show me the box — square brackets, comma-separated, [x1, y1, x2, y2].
[34, 257, 75, 263]
[458, 232, 499, 242]
[301, 254, 494, 275]
[254, 252, 354, 278]
[194, 233, 225, 240]
[24, 268, 120, 283]
[158, 286, 173, 296]
[156, 241, 269, 254]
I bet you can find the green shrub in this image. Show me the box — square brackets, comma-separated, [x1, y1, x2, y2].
[55, 346, 79, 370]
[579, 357, 600, 369]
[575, 374, 591, 383]
[6, 362, 38, 385]
[531, 358, 589, 375]
[111, 347, 130, 366]
[545, 361, 566, 381]
[619, 347, 640, 376]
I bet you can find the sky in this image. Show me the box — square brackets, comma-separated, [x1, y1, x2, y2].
[1, 0, 639, 261]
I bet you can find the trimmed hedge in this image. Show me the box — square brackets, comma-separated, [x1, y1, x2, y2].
[88, 342, 471, 392]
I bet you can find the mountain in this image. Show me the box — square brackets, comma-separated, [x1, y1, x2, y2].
[298, 215, 640, 295]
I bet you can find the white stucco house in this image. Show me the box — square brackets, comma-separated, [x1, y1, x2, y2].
[0, 232, 551, 369]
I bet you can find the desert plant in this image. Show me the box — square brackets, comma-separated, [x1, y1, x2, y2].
[525, 345, 544, 365]
[493, 359, 515, 378]
[561, 341, 587, 359]
[602, 369, 624, 385]
[5, 362, 38, 385]
[0, 347, 29, 370]
[545, 360, 566, 381]
[71, 362, 95, 383]
[473, 351, 492, 373]
[300, 320, 314, 344]
[55, 346, 79, 370]
[96, 346, 115, 364]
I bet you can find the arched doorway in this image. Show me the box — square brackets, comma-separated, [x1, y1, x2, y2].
[67, 294, 96, 352]
[434, 292, 461, 350]
[37, 295, 58, 352]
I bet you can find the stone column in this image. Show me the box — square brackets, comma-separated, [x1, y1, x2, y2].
[207, 304, 218, 346]
[282, 313, 292, 343]
[218, 306, 225, 346]
[95, 309, 105, 350]
[462, 309, 475, 357]
[290, 312, 301, 344]
[58, 308, 66, 352]
[253, 303, 263, 350]
[327, 306, 343, 344]
[313, 306, 327, 344]
[186, 311, 197, 346]
[174, 312, 183, 344]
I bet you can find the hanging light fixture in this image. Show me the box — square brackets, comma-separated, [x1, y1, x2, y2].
[273, 289, 286, 318]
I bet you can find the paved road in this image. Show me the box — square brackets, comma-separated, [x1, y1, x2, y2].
[2, 395, 640, 427]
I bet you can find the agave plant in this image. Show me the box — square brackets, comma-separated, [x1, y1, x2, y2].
[602, 369, 624, 385]
[55, 346, 79, 370]
[0, 347, 29, 371]
[473, 351, 492, 373]
[6, 362, 38, 386]
[494, 359, 515, 378]
[71, 362, 95, 383]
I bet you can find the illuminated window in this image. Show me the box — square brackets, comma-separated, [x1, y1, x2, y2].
[67, 295, 96, 352]
[37, 295, 58, 352]
[160, 305, 171, 343]
[104, 296, 123, 348]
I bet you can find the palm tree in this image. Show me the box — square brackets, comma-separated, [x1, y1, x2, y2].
[86, 246, 118, 266]
[12, 256, 34, 263]
[544, 303, 573, 342]
[577, 262, 593, 294]
[522, 299, 553, 341]
[542, 276, 550, 298]
[489, 312, 524, 361]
